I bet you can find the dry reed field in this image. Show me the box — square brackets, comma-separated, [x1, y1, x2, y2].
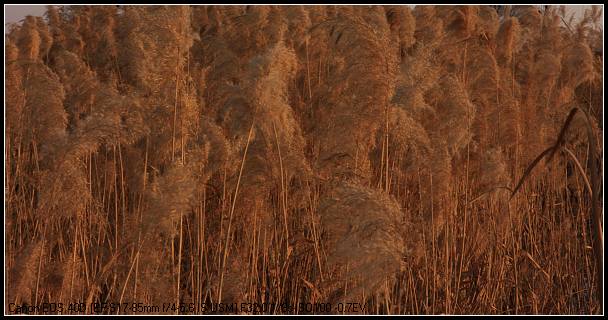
[4, 5, 604, 315]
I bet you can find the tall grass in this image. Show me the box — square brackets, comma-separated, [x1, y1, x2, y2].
[4, 5, 603, 315]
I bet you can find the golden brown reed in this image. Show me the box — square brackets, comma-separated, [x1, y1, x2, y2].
[4, 5, 603, 315]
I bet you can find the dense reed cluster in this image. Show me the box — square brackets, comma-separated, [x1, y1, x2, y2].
[5, 5, 603, 314]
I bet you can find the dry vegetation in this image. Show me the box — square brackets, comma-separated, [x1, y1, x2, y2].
[4, 5, 604, 315]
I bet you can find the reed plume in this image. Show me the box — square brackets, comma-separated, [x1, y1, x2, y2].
[318, 182, 408, 305]
[312, 14, 398, 181]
